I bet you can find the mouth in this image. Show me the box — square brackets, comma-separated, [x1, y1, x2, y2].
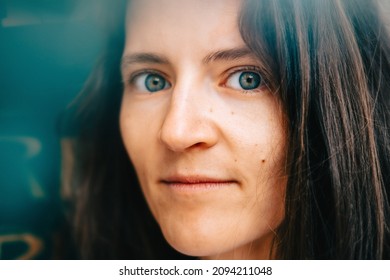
[160, 175, 239, 191]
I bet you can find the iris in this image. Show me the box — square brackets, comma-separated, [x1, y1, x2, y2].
[145, 74, 167, 92]
[239, 72, 261, 90]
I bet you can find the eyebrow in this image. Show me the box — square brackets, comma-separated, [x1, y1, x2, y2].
[121, 47, 254, 72]
[202, 47, 253, 64]
[121, 53, 169, 72]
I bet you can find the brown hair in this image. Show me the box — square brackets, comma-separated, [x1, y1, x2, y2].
[240, 0, 390, 258]
[62, 0, 390, 259]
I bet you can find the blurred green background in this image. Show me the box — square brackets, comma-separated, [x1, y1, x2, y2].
[0, 0, 107, 259]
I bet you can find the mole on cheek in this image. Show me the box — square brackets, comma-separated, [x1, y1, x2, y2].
[262, 159, 266, 163]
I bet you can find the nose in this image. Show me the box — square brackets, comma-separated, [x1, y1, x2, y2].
[159, 84, 219, 152]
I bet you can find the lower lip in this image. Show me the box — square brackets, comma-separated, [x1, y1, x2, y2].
[162, 181, 238, 192]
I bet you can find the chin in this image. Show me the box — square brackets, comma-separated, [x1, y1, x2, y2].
[156, 212, 279, 259]
[158, 218, 230, 258]
[163, 232, 225, 258]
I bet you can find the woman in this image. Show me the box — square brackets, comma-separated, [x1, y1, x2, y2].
[61, 0, 390, 259]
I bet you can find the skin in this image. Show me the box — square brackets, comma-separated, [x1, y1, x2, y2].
[120, 0, 287, 259]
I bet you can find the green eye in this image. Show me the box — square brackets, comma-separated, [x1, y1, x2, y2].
[226, 71, 262, 91]
[132, 72, 170, 93]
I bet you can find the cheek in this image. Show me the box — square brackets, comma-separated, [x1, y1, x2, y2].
[120, 100, 154, 173]
[225, 100, 287, 177]
[120, 105, 138, 158]
[120, 103, 161, 219]
[227, 98, 287, 221]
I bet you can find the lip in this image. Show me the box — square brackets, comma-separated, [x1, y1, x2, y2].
[160, 175, 239, 191]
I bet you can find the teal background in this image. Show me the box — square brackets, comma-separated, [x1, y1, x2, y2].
[0, 0, 106, 259]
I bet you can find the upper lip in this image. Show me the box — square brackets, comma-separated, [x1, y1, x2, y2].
[160, 175, 237, 184]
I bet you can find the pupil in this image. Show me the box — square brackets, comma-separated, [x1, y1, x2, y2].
[239, 72, 261, 90]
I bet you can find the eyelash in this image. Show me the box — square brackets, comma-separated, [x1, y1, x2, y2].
[128, 70, 169, 86]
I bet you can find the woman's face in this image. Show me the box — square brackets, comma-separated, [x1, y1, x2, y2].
[120, 0, 287, 259]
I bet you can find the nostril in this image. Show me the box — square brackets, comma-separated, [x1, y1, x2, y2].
[188, 142, 208, 150]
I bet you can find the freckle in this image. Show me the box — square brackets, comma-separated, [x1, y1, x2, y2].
[234, 159, 237, 162]
[231, 111, 235, 115]
[209, 108, 213, 113]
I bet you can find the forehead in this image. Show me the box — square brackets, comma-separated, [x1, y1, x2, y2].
[127, 0, 240, 21]
[124, 0, 244, 54]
